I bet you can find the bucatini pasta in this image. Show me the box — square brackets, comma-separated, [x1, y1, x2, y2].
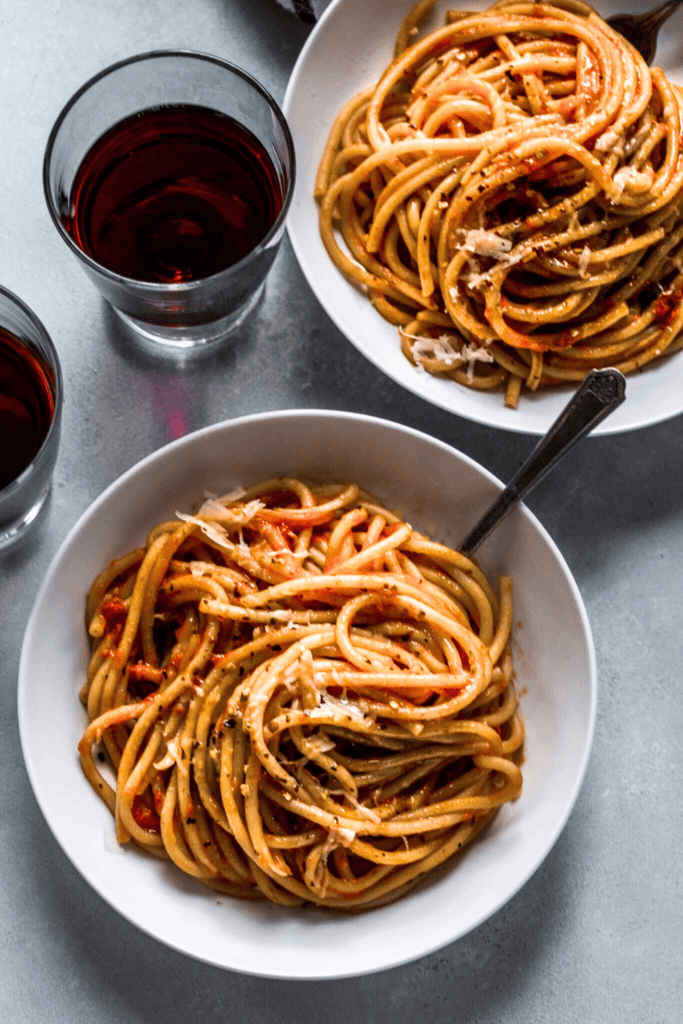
[78, 477, 523, 909]
[316, 0, 683, 407]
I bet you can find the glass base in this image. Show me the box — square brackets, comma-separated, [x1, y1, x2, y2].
[0, 484, 51, 551]
[113, 284, 265, 349]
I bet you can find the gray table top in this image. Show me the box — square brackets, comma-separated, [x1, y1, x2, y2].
[1, 1, 681, 1021]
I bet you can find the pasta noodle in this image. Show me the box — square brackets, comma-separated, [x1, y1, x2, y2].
[78, 477, 523, 909]
[316, 0, 683, 407]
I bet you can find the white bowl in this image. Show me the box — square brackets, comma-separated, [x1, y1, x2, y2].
[284, 0, 683, 436]
[18, 410, 595, 978]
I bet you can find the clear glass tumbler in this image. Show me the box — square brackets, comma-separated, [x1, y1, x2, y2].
[0, 287, 63, 550]
[43, 51, 295, 349]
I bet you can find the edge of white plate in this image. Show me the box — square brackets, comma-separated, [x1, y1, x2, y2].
[18, 409, 597, 979]
[283, 0, 683, 437]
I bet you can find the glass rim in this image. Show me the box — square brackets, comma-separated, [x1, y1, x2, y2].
[42, 48, 297, 295]
[0, 284, 63, 500]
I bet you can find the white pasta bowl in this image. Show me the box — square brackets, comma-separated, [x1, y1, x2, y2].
[18, 409, 595, 978]
[284, 0, 683, 435]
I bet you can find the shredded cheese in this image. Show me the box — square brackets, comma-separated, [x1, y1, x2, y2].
[344, 793, 382, 823]
[594, 129, 624, 154]
[188, 560, 213, 578]
[330, 826, 357, 846]
[461, 228, 513, 258]
[312, 691, 370, 723]
[460, 342, 495, 382]
[153, 738, 189, 775]
[408, 331, 495, 382]
[197, 496, 264, 525]
[175, 512, 231, 548]
[412, 334, 461, 368]
[612, 165, 654, 202]
[216, 486, 247, 503]
[463, 251, 523, 291]
[305, 734, 337, 754]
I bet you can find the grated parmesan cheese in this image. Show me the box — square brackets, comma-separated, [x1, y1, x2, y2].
[305, 734, 337, 754]
[153, 738, 189, 775]
[188, 560, 213, 578]
[175, 512, 231, 549]
[310, 691, 370, 724]
[412, 334, 461, 368]
[461, 228, 512, 258]
[459, 343, 495, 382]
[330, 826, 357, 847]
[612, 165, 654, 202]
[408, 331, 495, 382]
[594, 129, 624, 155]
[215, 486, 247, 503]
[197, 496, 264, 525]
[343, 793, 382, 823]
[462, 251, 523, 291]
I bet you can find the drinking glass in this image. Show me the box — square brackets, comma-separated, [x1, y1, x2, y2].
[0, 287, 63, 550]
[43, 51, 295, 349]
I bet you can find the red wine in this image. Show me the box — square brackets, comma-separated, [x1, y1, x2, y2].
[0, 328, 55, 490]
[65, 105, 283, 284]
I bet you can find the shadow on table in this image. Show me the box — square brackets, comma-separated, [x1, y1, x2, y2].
[24, 799, 577, 1024]
[99, 300, 253, 377]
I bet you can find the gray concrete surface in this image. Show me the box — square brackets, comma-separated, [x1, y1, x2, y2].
[0, 1, 681, 1021]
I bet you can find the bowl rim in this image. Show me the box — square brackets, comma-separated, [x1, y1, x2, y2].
[18, 408, 597, 979]
[283, 0, 683, 437]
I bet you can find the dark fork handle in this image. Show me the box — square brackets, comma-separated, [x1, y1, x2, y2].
[459, 368, 626, 557]
[637, 0, 683, 29]
[607, 0, 683, 63]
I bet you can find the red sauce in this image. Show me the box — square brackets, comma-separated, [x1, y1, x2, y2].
[545, 330, 579, 349]
[128, 662, 163, 685]
[127, 661, 163, 699]
[132, 795, 161, 833]
[167, 651, 184, 670]
[652, 288, 683, 329]
[100, 598, 127, 631]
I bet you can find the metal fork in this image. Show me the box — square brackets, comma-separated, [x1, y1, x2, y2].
[607, 0, 683, 64]
[459, 369, 626, 557]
